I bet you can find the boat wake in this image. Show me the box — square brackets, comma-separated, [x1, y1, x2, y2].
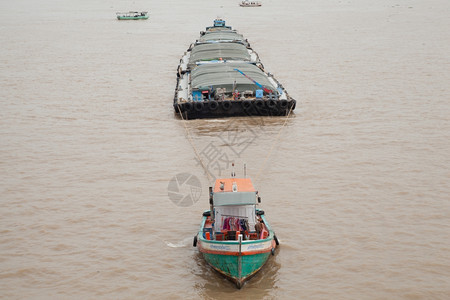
[165, 237, 193, 248]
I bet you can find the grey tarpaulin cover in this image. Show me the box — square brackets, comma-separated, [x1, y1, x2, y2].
[190, 62, 277, 93]
[199, 31, 246, 43]
[189, 43, 251, 67]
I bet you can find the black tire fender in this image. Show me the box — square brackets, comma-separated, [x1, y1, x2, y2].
[222, 100, 232, 111]
[267, 99, 277, 109]
[184, 102, 193, 112]
[274, 234, 279, 246]
[208, 100, 219, 111]
[242, 100, 252, 110]
[255, 99, 264, 109]
[279, 99, 288, 109]
[290, 99, 296, 110]
[194, 101, 204, 112]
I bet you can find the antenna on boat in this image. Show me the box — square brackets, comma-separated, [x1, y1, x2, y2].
[231, 163, 236, 178]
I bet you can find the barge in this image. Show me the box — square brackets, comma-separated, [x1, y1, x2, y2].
[174, 19, 296, 119]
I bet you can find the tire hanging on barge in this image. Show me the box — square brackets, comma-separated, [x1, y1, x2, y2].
[208, 100, 219, 111]
[279, 99, 288, 109]
[194, 102, 204, 112]
[267, 99, 277, 110]
[242, 100, 252, 110]
[184, 102, 193, 112]
[222, 100, 232, 111]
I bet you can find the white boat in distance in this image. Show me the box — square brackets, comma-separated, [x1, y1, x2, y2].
[239, 0, 262, 7]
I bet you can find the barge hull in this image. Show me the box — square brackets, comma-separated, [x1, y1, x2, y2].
[173, 99, 296, 119]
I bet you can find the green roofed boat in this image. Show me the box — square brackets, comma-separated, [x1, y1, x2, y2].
[174, 19, 296, 119]
[193, 176, 279, 288]
[116, 11, 148, 20]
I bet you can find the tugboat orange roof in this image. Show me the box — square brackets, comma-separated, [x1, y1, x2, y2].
[214, 178, 255, 193]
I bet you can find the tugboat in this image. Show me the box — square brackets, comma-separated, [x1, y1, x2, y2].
[193, 174, 279, 288]
[174, 19, 296, 119]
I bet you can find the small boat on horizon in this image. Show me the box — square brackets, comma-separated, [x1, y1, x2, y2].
[116, 11, 149, 20]
[239, 0, 262, 7]
[193, 175, 279, 288]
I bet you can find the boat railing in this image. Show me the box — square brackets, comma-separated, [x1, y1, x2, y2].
[200, 210, 271, 242]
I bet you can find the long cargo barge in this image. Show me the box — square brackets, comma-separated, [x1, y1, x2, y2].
[173, 19, 296, 119]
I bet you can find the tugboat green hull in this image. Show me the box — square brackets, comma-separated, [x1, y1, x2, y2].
[202, 250, 272, 288]
[197, 212, 277, 288]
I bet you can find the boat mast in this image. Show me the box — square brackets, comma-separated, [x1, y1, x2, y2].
[238, 233, 243, 287]
[209, 186, 214, 222]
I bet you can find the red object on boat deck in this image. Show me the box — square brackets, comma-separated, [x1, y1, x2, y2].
[249, 232, 258, 240]
[260, 228, 268, 239]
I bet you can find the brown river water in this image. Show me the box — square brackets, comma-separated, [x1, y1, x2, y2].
[1, 0, 449, 299]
